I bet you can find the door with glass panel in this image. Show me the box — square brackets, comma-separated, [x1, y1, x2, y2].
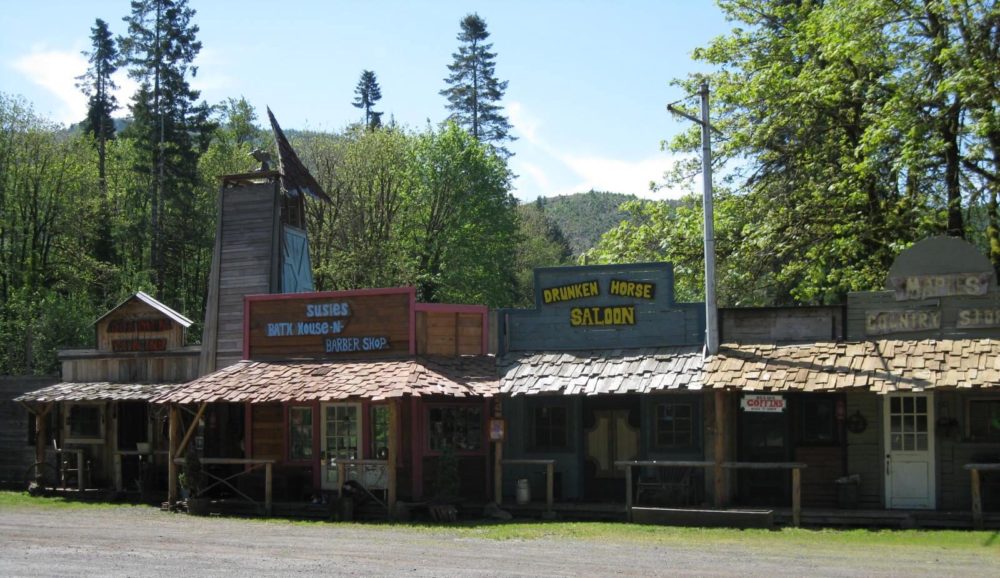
[884, 393, 935, 509]
[320, 403, 360, 490]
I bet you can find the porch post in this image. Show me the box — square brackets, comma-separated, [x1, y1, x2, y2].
[713, 389, 727, 508]
[387, 398, 399, 515]
[167, 403, 180, 505]
[34, 403, 51, 478]
[493, 398, 503, 505]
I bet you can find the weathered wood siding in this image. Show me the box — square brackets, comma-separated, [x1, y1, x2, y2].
[251, 403, 283, 461]
[416, 311, 484, 356]
[721, 306, 843, 343]
[0, 376, 57, 487]
[845, 391, 883, 508]
[201, 182, 281, 373]
[60, 350, 200, 383]
[935, 390, 1000, 511]
[847, 290, 1000, 341]
[503, 263, 704, 353]
[95, 299, 185, 352]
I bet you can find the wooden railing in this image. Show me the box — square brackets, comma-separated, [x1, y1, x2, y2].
[174, 457, 274, 515]
[964, 463, 1000, 530]
[501, 459, 556, 513]
[615, 460, 807, 526]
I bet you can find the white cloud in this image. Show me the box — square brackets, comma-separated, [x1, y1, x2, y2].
[12, 48, 88, 125]
[507, 101, 688, 201]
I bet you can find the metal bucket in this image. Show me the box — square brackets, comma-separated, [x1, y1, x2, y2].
[516, 478, 531, 504]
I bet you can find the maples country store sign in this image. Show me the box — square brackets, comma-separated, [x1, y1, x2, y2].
[504, 263, 706, 352]
[245, 289, 412, 359]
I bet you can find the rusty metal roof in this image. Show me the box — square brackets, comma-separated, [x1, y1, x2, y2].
[267, 107, 330, 202]
[15, 382, 180, 403]
[705, 338, 1000, 393]
[93, 291, 193, 327]
[152, 356, 498, 404]
[499, 347, 704, 396]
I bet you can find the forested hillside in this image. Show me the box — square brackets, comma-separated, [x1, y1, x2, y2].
[534, 191, 645, 255]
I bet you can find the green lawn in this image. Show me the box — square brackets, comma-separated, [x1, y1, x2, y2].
[3, 491, 997, 552]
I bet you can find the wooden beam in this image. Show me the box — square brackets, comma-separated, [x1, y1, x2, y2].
[625, 463, 633, 522]
[493, 398, 503, 505]
[792, 467, 802, 528]
[33, 402, 51, 479]
[167, 404, 180, 504]
[971, 468, 983, 530]
[176, 402, 208, 459]
[387, 399, 399, 516]
[546, 462, 554, 513]
[265, 462, 273, 516]
[713, 390, 726, 508]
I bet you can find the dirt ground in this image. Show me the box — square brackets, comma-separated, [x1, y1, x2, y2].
[0, 505, 997, 577]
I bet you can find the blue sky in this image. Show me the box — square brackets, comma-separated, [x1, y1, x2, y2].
[1, 1, 729, 201]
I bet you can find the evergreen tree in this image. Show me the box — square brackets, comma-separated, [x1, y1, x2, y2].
[352, 70, 384, 130]
[440, 13, 514, 155]
[77, 18, 118, 195]
[118, 0, 213, 295]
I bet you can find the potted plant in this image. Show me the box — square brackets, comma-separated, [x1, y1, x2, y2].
[181, 452, 208, 515]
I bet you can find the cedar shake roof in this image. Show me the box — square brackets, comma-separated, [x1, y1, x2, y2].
[152, 356, 498, 404]
[267, 108, 331, 202]
[705, 338, 1000, 393]
[15, 382, 179, 403]
[499, 347, 704, 396]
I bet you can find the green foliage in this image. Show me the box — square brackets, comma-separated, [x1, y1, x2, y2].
[77, 18, 118, 144]
[440, 13, 513, 155]
[513, 202, 572, 306]
[352, 70, 384, 131]
[538, 191, 653, 256]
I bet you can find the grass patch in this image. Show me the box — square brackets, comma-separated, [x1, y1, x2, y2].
[0, 490, 150, 511]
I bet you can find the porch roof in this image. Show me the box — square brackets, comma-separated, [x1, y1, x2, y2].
[705, 338, 1000, 393]
[151, 355, 498, 404]
[15, 381, 179, 404]
[499, 347, 704, 396]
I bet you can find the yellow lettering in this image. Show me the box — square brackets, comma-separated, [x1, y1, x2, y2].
[570, 308, 582, 326]
[623, 307, 635, 325]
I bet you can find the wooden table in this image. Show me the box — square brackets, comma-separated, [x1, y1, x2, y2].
[501, 459, 557, 513]
[964, 463, 1000, 530]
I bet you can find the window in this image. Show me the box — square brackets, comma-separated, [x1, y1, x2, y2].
[428, 406, 482, 452]
[370, 405, 389, 459]
[654, 403, 694, 449]
[968, 399, 1000, 442]
[531, 405, 569, 451]
[289, 406, 313, 460]
[324, 405, 359, 461]
[67, 404, 103, 441]
[799, 397, 839, 445]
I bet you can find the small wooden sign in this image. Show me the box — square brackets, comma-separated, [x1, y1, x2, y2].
[741, 394, 786, 413]
[489, 418, 506, 442]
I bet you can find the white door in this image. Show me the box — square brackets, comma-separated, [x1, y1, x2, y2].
[320, 403, 361, 490]
[884, 393, 935, 509]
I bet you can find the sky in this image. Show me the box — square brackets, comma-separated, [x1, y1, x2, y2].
[0, 0, 730, 201]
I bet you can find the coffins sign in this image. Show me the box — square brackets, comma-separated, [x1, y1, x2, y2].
[741, 394, 786, 413]
[247, 291, 410, 359]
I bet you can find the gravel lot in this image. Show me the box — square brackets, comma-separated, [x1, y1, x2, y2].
[0, 505, 997, 577]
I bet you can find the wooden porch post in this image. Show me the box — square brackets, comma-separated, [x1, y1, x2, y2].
[34, 403, 51, 475]
[167, 404, 180, 505]
[792, 467, 802, 527]
[387, 399, 399, 516]
[493, 398, 503, 505]
[714, 390, 727, 508]
[971, 468, 983, 530]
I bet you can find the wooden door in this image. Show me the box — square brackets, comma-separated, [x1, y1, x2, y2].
[739, 411, 790, 505]
[884, 393, 935, 509]
[320, 403, 361, 490]
[585, 409, 639, 479]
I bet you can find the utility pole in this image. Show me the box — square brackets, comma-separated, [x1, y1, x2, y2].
[667, 81, 719, 355]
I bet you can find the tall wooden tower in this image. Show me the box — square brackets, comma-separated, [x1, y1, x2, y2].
[198, 109, 329, 374]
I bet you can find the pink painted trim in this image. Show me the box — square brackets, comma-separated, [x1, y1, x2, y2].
[481, 310, 489, 355]
[244, 286, 415, 302]
[361, 399, 371, 459]
[312, 400, 321, 491]
[244, 402, 253, 459]
[483, 397, 492, 499]
[408, 289, 416, 356]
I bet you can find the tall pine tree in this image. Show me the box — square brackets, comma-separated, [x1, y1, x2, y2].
[440, 13, 514, 156]
[352, 70, 384, 130]
[77, 18, 118, 197]
[118, 0, 213, 297]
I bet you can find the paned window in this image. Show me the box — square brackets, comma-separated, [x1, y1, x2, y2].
[428, 406, 482, 452]
[289, 406, 313, 460]
[654, 403, 694, 449]
[889, 396, 929, 451]
[67, 404, 103, 440]
[968, 399, 1000, 442]
[325, 405, 359, 461]
[531, 405, 569, 451]
[799, 397, 838, 445]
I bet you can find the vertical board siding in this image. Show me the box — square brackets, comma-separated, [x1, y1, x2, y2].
[0, 376, 57, 487]
[251, 404, 284, 461]
[846, 392, 883, 508]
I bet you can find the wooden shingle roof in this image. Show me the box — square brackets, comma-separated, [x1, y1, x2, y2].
[152, 356, 498, 404]
[705, 338, 1000, 393]
[499, 347, 703, 396]
[15, 382, 179, 403]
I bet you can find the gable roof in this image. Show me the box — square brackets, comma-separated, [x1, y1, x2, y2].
[16, 382, 180, 403]
[267, 107, 331, 202]
[500, 347, 704, 396]
[705, 338, 1000, 393]
[94, 291, 193, 328]
[152, 356, 498, 404]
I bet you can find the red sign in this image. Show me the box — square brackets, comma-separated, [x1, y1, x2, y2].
[108, 318, 172, 333]
[112, 338, 168, 353]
